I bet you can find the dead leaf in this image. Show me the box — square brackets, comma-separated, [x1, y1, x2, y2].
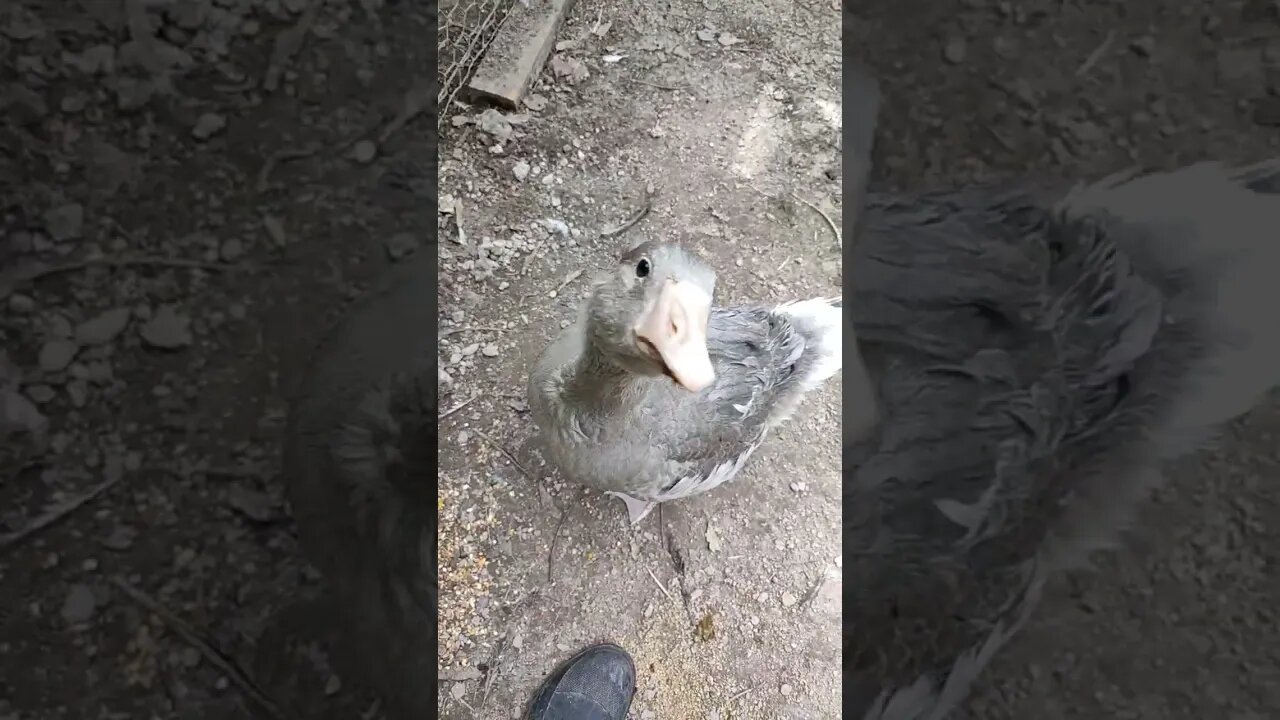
[602, 54, 625, 63]
[593, 20, 612, 37]
[694, 612, 716, 642]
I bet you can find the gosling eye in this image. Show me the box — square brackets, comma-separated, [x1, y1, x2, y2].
[635, 258, 651, 278]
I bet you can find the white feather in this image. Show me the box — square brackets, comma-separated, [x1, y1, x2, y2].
[775, 295, 843, 390]
[1059, 161, 1280, 461]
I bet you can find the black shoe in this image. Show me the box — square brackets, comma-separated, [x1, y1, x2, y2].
[525, 643, 636, 720]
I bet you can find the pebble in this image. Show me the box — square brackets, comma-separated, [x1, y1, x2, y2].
[74, 308, 131, 345]
[219, 238, 244, 261]
[353, 140, 378, 164]
[26, 384, 56, 404]
[38, 339, 78, 373]
[61, 584, 97, 624]
[44, 203, 84, 241]
[513, 161, 532, 181]
[66, 379, 89, 408]
[943, 35, 967, 64]
[1130, 36, 1156, 57]
[101, 525, 136, 550]
[385, 232, 418, 260]
[139, 306, 194, 349]
[191, 112, 227, 140]
[780, 683, 793, 696]
[781, 592, 798, 607]
[482, 344, 500, 357]
[9, 294, 35, 313]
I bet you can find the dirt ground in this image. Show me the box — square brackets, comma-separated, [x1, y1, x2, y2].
[1, 0, 1278, 719]
[0, 0, 429, 718]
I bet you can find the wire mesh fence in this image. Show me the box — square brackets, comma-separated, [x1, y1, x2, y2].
[438, 0, 520, 132]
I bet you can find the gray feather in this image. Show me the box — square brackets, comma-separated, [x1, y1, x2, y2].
[846, 160, 1280, 719]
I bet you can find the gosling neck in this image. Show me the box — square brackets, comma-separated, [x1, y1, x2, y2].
[563, 330, 656, 413]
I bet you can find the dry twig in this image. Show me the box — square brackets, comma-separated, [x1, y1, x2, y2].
[546, 499, 573, 582]
[1076, 29, 1115, 78]
[474, 431, 535, 481]
[438, 395, 478, 421]
[632, 77, 688, 91]
[1, 257, 244, 301]
[439, 326, 508, 338]
[727, 686, 756, 703]
[791, 192, 842, 248]
[111, 577, 285, 720]
[600, 188, 655, 237]
[0, 476, 122, 551]
[255, 146, 320, 191]
[646, 568, 677, 602]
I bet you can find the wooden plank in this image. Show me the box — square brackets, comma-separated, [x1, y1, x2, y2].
[466, 0, 578, 110]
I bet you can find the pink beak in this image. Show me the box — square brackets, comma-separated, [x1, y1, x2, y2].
[634, 280, 715, 392]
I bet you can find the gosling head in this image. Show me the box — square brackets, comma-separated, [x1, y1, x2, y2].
[586, 241, 716, 392]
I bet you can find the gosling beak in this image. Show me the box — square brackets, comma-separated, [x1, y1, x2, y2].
[635, 280, 715, 392]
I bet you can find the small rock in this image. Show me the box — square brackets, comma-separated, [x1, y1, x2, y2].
[451, 682, 466, 700]
[781, 592, 797, 608]
[8, 294, 35, 313]
[191, 113, 226, 140]
[513, 161, 531, 181]
[324, 675, 342, 695]
[66, 379, 89, 408]
[524, 93, 548, 111]
[226, 485, 278, 522]
[181, 647, 201, 668]
[74, 308, 131, 345]
[385, 232, 418, 261]
[943, 36, 967, 64]
[0, 387, 46, 436]
[262, 215, 287, 246]
[1130, 35, 1156, 57]
[25, 384, 56, 404]
[139, 306, 193, 349]
[482, 344, 500, 357]
[705, 524, 722, 553]
[1253, 97, 1280, 127]
[44, 203, 84, 242]
[38, 339, 79, 373]
[101, 525, 136, 551]
[780, 683, 793, 696]
[219, 238, 244, 261]
[61, 585, 97, 624]
[353, 140, 378, 164]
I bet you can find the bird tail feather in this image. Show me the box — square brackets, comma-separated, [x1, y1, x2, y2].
[775, 295, 843, 390]
[1059, 159, 1280, 461]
